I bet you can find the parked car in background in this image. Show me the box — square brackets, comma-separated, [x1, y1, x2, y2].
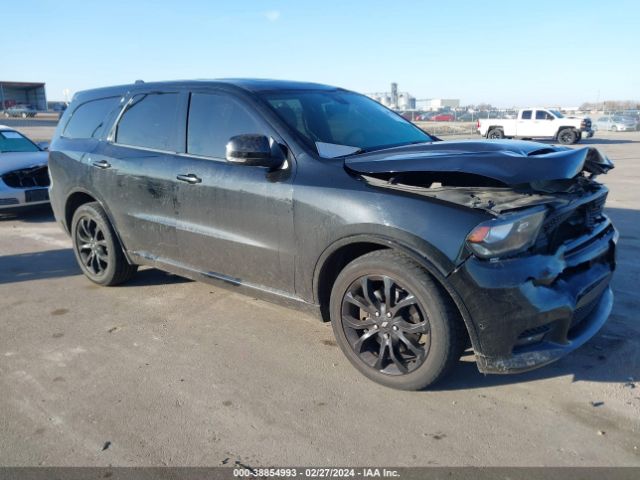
[3, 104, 38, 118]
[593, 115, 638, 132]
[49, 79, 616, 390]
[477, 108, 593, 144]
[0, 125, 50, 210]
[430, 113, 454, 122]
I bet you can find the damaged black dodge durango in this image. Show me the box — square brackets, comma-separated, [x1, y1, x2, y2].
[48, 80, 617, 390]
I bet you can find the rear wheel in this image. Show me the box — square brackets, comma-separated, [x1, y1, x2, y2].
[71, 202, 137, 286]
[610, 125, 618, 132]
[487, 128, 504, 139]
[329, 250, 465, 390]
[557, 128, 577, 145]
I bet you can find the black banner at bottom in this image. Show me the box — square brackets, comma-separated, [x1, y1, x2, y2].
[0, 467, 639, 480]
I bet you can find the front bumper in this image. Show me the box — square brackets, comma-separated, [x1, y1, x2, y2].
[0, 186, 49, 210]
[476, 287, 612, 373]
[449, 218, 617, 374]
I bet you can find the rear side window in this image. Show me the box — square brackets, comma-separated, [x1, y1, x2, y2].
[116, 93, 180, 151]
[63, 97, 120, 139]
[521, 110, 532, 120]
[187, 92, 265, 159]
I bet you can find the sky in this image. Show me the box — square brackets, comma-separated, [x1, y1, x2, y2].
[1, 0, 638, 107]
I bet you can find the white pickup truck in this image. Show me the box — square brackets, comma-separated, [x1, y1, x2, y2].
[477, 108, 593, 145]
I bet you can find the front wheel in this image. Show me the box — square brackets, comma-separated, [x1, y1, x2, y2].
[329, 250, 466, 390]
[71, 202, 137, 286]
[557, 128, 577, 145]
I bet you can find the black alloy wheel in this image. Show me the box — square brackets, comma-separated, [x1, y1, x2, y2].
[487, 128, 504, 139]
[341, 275, 430, 375]
[71, 202, 137, 285]
[75, 215, 109, 277]
[558, 128, 577, 145]
[330, 250, 466, 390]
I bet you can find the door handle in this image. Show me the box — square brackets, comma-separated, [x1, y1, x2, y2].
[176, 173, 202, 184]
[92, 160, 111, 169]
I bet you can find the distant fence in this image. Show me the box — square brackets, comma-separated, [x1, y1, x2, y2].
[414, 121, 478, 136]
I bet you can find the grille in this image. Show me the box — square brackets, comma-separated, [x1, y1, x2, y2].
[0, 198, 20, 206]
[541, 193, 607, 252]
[518, 324, 552, 339]
[25, 189, 49, 203]
[1, 166, 50, 189]
[570, 293, 603, 331]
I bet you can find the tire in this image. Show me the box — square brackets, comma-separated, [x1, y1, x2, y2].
[329, 250, 466, 390]
[20, 112, 27, 118]
[610, 125, 618, 132]
[71, 202, 137, 286]
[557, 128, 577, 145]
[487, 128, 504, 139]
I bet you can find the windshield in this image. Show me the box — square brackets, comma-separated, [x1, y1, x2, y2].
[549, 110, 564, 118]
[260, 90, 432, 156]
[0, 130, 40, 153]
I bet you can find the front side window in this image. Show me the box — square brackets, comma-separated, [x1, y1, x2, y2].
[0, 130, 39, 153]
[63, 97, 120, 139]
[187, 92, 265, 159]
[535, 110, 553, 120]
[115, 93, 180, 151]
[260, 90, 432, 156]
[521, 110, 532, 120]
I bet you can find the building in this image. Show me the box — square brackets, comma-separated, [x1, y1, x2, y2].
[0, 81, 47, 111]
[367, 82, 416, 110]
[415, 98, 460, 112]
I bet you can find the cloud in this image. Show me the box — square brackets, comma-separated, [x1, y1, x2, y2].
[264, 10, 281, 22]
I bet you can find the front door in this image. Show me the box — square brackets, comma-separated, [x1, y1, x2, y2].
[172, 91, 296, 294]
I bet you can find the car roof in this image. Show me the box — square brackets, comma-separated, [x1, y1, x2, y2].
[73, 78, 341, 103]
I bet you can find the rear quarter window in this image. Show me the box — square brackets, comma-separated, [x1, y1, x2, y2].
[63, 97, 120, 139]
[521, 110, 532, 120]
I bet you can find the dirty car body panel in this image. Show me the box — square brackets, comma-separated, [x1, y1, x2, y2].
[48, 79, 616, 379]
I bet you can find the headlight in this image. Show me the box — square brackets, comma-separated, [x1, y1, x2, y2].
[466, 209, 546, 259]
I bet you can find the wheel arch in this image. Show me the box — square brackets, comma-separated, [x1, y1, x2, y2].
[312, 234, 479, 351]
[64, 188, 135, 265]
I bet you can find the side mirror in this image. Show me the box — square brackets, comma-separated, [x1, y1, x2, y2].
[225, 134, 284, 169]
[37, 141, 49, 151]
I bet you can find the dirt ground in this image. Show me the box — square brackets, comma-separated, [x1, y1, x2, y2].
[0, 129, 639, 466]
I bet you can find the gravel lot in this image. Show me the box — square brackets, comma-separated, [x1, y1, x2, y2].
[1, 130, 639, 467]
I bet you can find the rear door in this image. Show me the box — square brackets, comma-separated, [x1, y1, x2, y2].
[172, 90, 296, 294]
[94, 90, 187, 262]
[515, 109, 533, 136]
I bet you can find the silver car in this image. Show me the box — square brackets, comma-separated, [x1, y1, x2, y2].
[0, 126, 49, 210]
[593, 115, 638, 132]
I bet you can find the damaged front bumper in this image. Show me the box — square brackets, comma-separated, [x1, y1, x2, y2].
[449, 217, 618, 374]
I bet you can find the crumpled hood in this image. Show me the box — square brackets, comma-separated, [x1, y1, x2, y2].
[0, 151, 48, 176]
[344, 140, 613, 185]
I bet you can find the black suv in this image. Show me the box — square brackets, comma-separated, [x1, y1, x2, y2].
[49, 79, 617, 390]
